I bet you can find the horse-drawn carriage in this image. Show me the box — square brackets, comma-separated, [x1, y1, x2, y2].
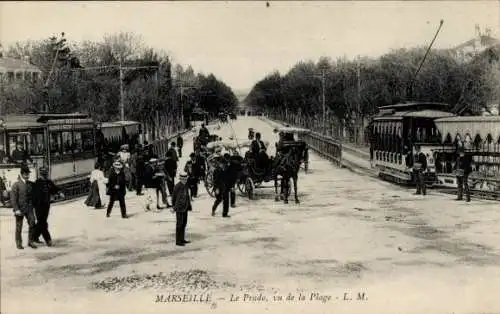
[202, 127, 310, 204]
[273, 126, 310, 173]
[203, 139, 248, 197]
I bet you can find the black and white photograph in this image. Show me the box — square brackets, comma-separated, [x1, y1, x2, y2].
[1, 1, 499, 313]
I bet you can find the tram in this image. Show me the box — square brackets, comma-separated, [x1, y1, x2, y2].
[190, 108, 209, 128]
[0, 113, 96, 206]
[98, 120, 142, 152]
[433, 115, 500, 197]
[370, 102, 455, 185]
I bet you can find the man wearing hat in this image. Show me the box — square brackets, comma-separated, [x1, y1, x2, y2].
[171, 172, 192, 246]
[176, 135, 184, 158]
[165, 142, 179, 195]
[184, 153, 202, 198]
[455, 146, 472, 202]
[32, 166, 62, 246]
[106, 161, 128, 218]
[412, 145, 427, 196]
[10, 165, 37, 249]
[211, 155, 231, 218]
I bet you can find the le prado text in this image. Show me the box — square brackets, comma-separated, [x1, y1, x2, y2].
[154, 291, 367, 304]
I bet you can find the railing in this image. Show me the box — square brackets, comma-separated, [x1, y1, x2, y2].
[260, 115, 342, 167]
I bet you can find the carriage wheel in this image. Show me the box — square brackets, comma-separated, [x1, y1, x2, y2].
[204, 171, 216, 198]
[237, 178, 247, 195]
[246, 177, 255, 200]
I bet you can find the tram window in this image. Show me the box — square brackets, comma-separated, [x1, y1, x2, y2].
[7, 134, 31, 163]
[30, 133, 45, 155]
[50, 132, 62, 156]
[61, 131, 73, 154]
[0, 134, 6, 163]
[73, 132, 83, 153]
[81, 130, 94, 152]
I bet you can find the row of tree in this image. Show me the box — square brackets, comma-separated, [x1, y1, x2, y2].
[245, 46, 500, 143]
[2, 32, 239, 139]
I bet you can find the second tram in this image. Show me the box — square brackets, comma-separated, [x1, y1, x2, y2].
[370, 102, 455, 185]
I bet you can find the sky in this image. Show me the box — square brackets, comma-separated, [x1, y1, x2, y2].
[1, 1, 499, 92]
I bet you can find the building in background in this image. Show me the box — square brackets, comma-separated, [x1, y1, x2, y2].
[0, 43, 42, 84]
[451, 25, 500, 63]
[450, 27, 500, 115]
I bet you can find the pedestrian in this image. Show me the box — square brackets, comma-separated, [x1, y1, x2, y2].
[85, 163, 107, 209]
[184, 153, 201, 198]
[164, 142, 178, 195]
[211, 155, 231, 218]
[144, 158, 171, 211]
[117, 144, 132, 191]
[106, 161, 128, 218]
[32, 166, 62, 247]
[455, 146, 472, 202]
[413, 145, 427, 196]
[171, 173, 192, 246]
[177, 135, 184, 158]
[10, 165, 37, 249]
[226, 154, 243, 208]
[195, 148, 207, 181]
[129, 145, 138, 192]
[134, 145, 146, 195]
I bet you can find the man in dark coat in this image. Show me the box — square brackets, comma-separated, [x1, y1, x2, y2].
[32, 166, 62, 246]
[164, 142, 178, 191]
[184, 153, 201, 198]
[171, 173, 192, 246]
[106, 161, 128, 218]
[413, 145, 427, 196]
[199, 124, 210, 139]
[11, 165, 37, 249]
[227, 154, 243, 208]
[176, 135, 184, 158]
[251, 132, 268, 169]
[455, 146, 472, 202]
[211, 156, 231, 218]
[134, 145, 146, 195]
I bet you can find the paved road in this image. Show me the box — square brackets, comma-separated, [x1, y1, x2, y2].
[2, 117, 499, 314]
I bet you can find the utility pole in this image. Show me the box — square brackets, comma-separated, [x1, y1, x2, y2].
[119, 61, 125, 121]
[321, 69, 326, 133]
[179, 80, 184, 130]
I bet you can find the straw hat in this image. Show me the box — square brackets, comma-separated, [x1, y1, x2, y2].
[113, 161, 123, 169]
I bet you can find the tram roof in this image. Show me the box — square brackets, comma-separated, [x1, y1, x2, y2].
[373, 109, 455, 120]
[99, 120, 141, 138]
[0, 115, 44, 130]
[100, 120, 141, 128]
[378, 102, 451, 111]
[434, 115, 500, 143]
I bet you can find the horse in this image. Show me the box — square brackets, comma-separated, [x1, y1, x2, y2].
[273, 141, 308, 204]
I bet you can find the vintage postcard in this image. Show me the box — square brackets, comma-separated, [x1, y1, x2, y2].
[1, 1, 499, 313]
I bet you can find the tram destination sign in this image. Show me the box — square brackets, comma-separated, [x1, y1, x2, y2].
[48, 118, 94, 131]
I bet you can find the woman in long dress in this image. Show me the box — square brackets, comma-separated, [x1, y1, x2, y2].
[85, 163, 108, 209]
